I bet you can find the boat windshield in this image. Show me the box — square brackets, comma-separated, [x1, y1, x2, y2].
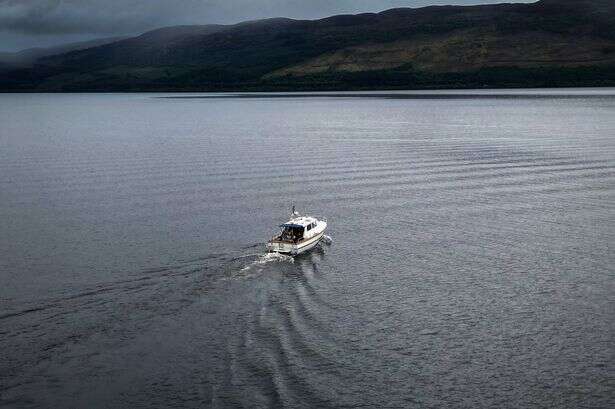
[280, 225, 304, 242]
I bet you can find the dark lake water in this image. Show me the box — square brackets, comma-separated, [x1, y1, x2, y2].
[1, 90, 614, 408]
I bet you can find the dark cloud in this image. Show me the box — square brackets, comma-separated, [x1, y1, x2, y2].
[0, 0, 187, 35]
[0, 0, 533, 51]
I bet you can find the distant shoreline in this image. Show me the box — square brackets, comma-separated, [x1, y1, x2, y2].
[3, 86, 615, 95]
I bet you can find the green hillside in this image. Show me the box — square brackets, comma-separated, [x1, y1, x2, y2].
[2, 0, 614, 91]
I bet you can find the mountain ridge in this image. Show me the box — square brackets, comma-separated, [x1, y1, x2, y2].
[2, 0, 614, 91]
[0, 36, 128, 70]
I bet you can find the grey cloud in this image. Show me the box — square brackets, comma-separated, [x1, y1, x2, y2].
[0, 0, 189, 35]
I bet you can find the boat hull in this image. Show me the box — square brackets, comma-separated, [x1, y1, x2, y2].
[267, 231, 325, 256]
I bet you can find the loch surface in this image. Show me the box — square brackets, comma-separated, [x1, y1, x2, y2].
[1, 90, 614, 408]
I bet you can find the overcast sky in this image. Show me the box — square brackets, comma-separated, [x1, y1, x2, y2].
[0, 0, 533, 52]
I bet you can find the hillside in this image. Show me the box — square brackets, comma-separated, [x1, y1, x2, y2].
[0, 37, 128, 70]
[2, 0, 614, 91]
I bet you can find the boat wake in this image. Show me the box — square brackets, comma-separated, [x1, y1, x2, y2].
[239, 252, 294, 273]
[229, 233, 331, 279]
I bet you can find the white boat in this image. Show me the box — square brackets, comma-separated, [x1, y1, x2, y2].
[267, 208, 327, 256]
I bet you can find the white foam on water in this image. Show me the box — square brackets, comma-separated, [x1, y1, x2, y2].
[231, 253, 263, 261]
[240, 252, 294, 272]
[321, 235, 333, 245]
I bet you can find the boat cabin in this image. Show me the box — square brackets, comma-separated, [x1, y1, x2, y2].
[276, 216, 319, 243]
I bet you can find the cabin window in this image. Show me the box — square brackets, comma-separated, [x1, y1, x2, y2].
[307, 225, 312, 231]
[281, 225, 304, 242]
